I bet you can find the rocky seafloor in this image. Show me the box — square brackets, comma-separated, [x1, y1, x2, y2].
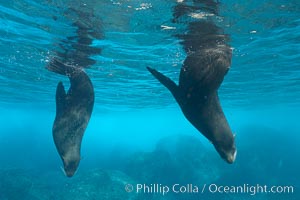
[1, 128, 299, 200]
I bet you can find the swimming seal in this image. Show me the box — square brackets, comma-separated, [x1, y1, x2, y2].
[47, 59, 94, 177]
[147, 45, 237, 163]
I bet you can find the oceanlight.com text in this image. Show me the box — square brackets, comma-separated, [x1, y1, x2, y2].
[207, 184, 294, 195]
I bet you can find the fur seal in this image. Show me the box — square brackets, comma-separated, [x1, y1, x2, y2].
[147, 45, 237, 163]
[47, 59, 94, 177]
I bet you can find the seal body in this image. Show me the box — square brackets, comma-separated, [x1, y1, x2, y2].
[48, 60, 94, 177]
[147, 4, 236, 163]
[147, 45, 236, 163]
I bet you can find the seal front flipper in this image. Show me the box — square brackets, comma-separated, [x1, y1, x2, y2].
[146, 67, 181, 100]
[55, 81, 67, 116]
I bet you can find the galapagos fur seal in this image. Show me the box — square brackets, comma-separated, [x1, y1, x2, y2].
[147, 45, 237, 164]
[47, 59, 94, 177]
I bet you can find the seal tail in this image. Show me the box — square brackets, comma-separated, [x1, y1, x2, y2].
[46, 58, 78, 77]
[146, 67, 180, 98]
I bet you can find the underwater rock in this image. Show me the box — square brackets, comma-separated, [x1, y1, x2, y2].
[59, 170, 138, 200]
[209, 123, 300, 200]
[125, 148, 178, 185]
[0, 169, 34, 200]
[45, 169, 138, 200]
[233, 125, 300, 184]
[0, 168, 139, 200]
[156, 135, 221, 184]
[124, 135, 221, 185]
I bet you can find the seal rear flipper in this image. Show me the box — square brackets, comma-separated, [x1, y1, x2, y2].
[47, 58, 76, 77]
[146, 67, 181, 100]
[55, 81, 67, 116]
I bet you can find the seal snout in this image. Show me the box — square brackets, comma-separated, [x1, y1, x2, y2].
[225, 149, 237, 164]
[63, 165, 78, 178]
[214, 141, 237, 164]
[62, 158, 80, 178]
[65, 169, 76, 177]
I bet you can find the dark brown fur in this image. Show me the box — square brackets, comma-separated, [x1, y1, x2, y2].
[147, 45, 236, 163]
[48, 59, 94, 177]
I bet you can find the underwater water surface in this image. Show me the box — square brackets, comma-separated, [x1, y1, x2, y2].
[0, 0, 300, 199]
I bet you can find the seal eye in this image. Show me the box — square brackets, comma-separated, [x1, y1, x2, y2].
[65, 160, 77, 170]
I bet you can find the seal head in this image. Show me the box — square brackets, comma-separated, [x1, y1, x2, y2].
[213, 133, 237, 164]
[62, 151, 80, 177]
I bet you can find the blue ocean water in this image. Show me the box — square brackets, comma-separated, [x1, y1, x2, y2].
[0, 0, 299, 199]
